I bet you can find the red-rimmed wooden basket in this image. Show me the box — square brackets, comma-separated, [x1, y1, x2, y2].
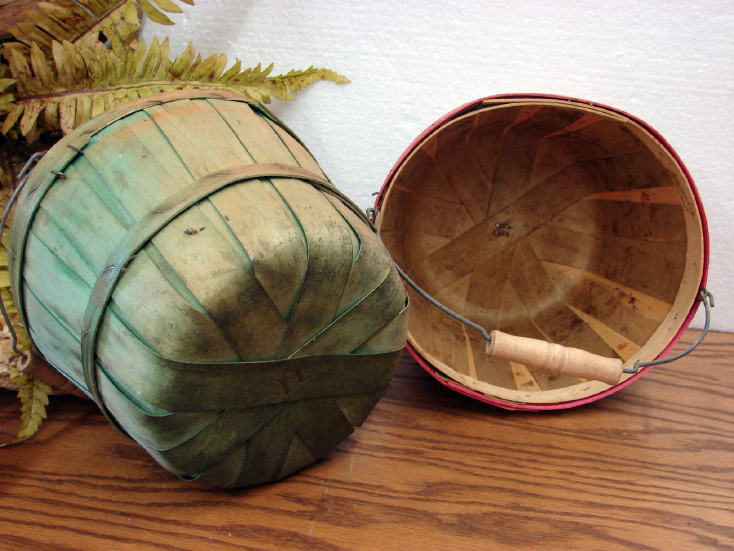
[376, 94, 709, 410]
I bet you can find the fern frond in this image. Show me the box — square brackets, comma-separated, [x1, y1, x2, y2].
[0, 367, 51, 447]
[0, 39, 349, 139]
[138, 0, 192, 25]
[7, 0, 194, 53]
[267, 67, 351, 100]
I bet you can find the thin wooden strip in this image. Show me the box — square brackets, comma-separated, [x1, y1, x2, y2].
[540, 260, 664, 348]
[324, 195, 394, 315]
[507, 239, 619, 358]
[431, 121, 496, 225]
[293, 266, 406, 356]
[24, 224, 96, 333]
[585, 186, 682, 204]
[389, 148, 463, 204]
[70, 148, 240, 349]
[22, 284, 86, 386]
[528, 117, 647, 188]
[550, 199, 686, 243]
[530, 224, 686, 304]
[510, 361, 542, 392]
[148, 197, 288, 360]
[353, 302, 409, 354]
[100, 370, 244, 452]
[262, 117, 325, 177]
[145, 99, 252, 178]
[29, 201, 242, 366]
[378, 230, 451, 270]
[416, 161, 608, 294]
[207, 179, 308, 320]
[80, 166, 345, 413]
[205, 98, 280, 164]
[497, 275, 587, 391]
[379, 187, 476, 239]
[462, 324, 478, 380]
[566, 304, 641, 361]
[140, 403, 286, 475]
[95, 304, 402, 413]
[433, 272, 472, 321]
[461, 248, 513, 334]
[486, 105, 583, 215]
[7, 91, 254, 317]
[270, 182, 355, 356]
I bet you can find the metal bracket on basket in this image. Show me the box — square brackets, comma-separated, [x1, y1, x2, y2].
[623, 288, 715, 374]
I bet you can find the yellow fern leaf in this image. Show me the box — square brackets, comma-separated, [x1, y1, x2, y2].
[0, 79, 16, 94]
[8, 0, 193, 53]
[0, 367, 51, 446]
[268, 67, 351, 100]
[137, 0, 188, 25]
[1, 39, 348, 138]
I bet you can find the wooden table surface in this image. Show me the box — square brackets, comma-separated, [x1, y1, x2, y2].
[0, 329, 732, 550]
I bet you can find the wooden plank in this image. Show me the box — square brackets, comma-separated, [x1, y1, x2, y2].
[485, 105, 583, 215]
[551, 198, 686, 243]
[510, 361, 542, 392]
[1, 331, 733, 550]
[529, 224, 685, 304]
[378, 230, 450, 271]
[271, 181, 354, 356]
[415, 159, 610, 294]
[566, 304, 641, 361]
[378, 187, 476, 239]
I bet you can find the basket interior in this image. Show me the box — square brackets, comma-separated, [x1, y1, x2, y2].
[379, 98, 704, 404]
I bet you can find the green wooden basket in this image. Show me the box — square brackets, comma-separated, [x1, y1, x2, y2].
[7, 90, 408, 488]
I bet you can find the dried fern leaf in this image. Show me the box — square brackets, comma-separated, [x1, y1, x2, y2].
[0, 366, 51, 446]
[268, 67, 351, 100]
[135, 0, 190, 25]
[0, 39, 349, 139]
[7, 0, 193, 53]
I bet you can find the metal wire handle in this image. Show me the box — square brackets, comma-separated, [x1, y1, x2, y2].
[0, 151, 47, 360]
[372, 208, 715, 376]
[624, 288, 714, 373]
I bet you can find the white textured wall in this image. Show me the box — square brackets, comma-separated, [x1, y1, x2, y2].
[142, 0, 734, 331]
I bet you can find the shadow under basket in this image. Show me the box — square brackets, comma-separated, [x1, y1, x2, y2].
[376, 94, 709, 410]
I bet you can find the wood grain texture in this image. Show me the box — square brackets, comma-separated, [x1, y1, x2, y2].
[378, 98, 706, 406]
[0, 329, 731, 551]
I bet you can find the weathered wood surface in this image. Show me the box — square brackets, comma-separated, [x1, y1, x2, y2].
[0, 329, 731, 550]
[8, 90, 408, 487]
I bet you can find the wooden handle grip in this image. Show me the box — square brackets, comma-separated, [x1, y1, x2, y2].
[486, 330, 624, 386]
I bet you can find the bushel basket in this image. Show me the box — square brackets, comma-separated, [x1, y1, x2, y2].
[8, 90, 408, 487]
[376, 94, 708, 410]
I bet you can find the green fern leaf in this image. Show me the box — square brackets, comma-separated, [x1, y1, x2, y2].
[0, 39, 349, 138]
[0, 367, 51, 447]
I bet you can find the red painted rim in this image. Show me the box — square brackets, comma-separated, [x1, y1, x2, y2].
[378, 93, 710, 411]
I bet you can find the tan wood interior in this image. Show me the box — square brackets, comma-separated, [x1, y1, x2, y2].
[378, 98, 705, 405]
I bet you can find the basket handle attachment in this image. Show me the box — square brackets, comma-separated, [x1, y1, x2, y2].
[485, 330, 624, 385]
[390, 252, 714, 386]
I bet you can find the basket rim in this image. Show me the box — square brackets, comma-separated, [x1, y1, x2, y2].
[377, 93, 710, 410]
